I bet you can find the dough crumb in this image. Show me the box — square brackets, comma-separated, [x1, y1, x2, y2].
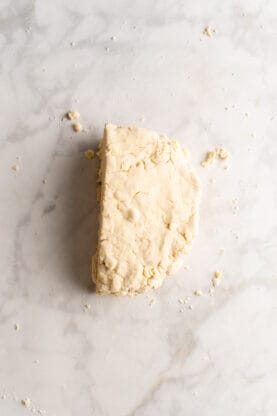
[11, 164, 20, 171]
[217, 148, 229, 160]
[67, 111, 80, 120]
[110, 36, 117, 41]
[84, 149, 95, 160]
[231, 198, 239, 214]
[203, 26, 215, 37]
[188, 304, 194, 310]
[73, 122, 82, 132]
[1, 394, 7, 400]
[201, 148, 230, 167]
[201, 151, 216, 167]
[21, 398, 31, 407]
[83, 303, 91, 311]
[194, 290, 203, 296]
[14, 323, 20, 331]
[149, 298, 156, 306]
[213, 271, 223, 287]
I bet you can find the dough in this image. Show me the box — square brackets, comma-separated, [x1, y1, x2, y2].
[93, 123, 201, 295]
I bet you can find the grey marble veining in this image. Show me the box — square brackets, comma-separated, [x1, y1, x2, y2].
[1, 0, 277, 415]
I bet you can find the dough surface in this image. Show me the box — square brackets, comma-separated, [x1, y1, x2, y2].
[93, 123, 200, 295]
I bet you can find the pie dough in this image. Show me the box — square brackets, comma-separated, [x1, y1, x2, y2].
[93, 123, 201, 295]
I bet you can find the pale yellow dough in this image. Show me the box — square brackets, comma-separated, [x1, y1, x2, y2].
[93, 123, 201, 295]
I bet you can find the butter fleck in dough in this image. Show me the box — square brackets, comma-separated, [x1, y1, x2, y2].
[93, 123, 201, 295]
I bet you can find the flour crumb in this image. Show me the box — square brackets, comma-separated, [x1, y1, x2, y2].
[203, 26, 215, 37]
[188, 304, 194, 310]
[70, 41, 76, 47]
[201, 151, 216, 167]
[83, 303, 91, 311]
[194, 290, 203, 296]
[184, 265, 190, 270]
[1, 394, 7, 400]
[110, 36, 117, 41]
[67, 111, 80, 120]
[213, 271, 223, 287]
[217, 148, 230, 160]
[11, 164, 20, 172]
[231, 198, 239, 214]
[21, 398, 31, 407]
[34, 359, 40, 364]
[14, 323, 20, 331]
[178, 298, 185, 304]
[42, 179, 47, 184]
[84, 149, 95, 160]
[149, 298, 156, 306]
[73, 122, 82, 132]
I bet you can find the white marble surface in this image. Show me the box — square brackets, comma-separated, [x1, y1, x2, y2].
[1, 0, 277, 415]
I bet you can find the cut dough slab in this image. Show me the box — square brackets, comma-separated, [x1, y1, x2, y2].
[93, 123, 201, 295]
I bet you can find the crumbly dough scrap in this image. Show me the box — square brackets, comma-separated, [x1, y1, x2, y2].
[67, 111, 80, 120]
[201, 150, 216, 167]
[217, 148, 229, 160]
[93, 123, 201, 295]
[73, 122, 82, 132]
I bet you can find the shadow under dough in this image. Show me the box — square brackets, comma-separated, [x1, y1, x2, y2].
[62, 146, 99, 291]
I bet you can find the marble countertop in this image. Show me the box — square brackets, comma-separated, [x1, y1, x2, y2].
[1, 1, 277, 415]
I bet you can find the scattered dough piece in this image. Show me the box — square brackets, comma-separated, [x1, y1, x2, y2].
[84, 149, 95, 160]
[201, 148, 230, 167]
[212, 271, 223, 287]
[83, 303, 91, 311]
[194, 290, 203, 296]
[201, 151, 216, 167]
[14, 323, 20, 331]
[21, 398, 31, 407]
[73, 122, 82, 132]
[203, 26, 214, 37]
[11, 164, 20, 171]
[93, 123, 201, 295]
[217, 148, 229, 160]
[67, 111, 80, 120]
